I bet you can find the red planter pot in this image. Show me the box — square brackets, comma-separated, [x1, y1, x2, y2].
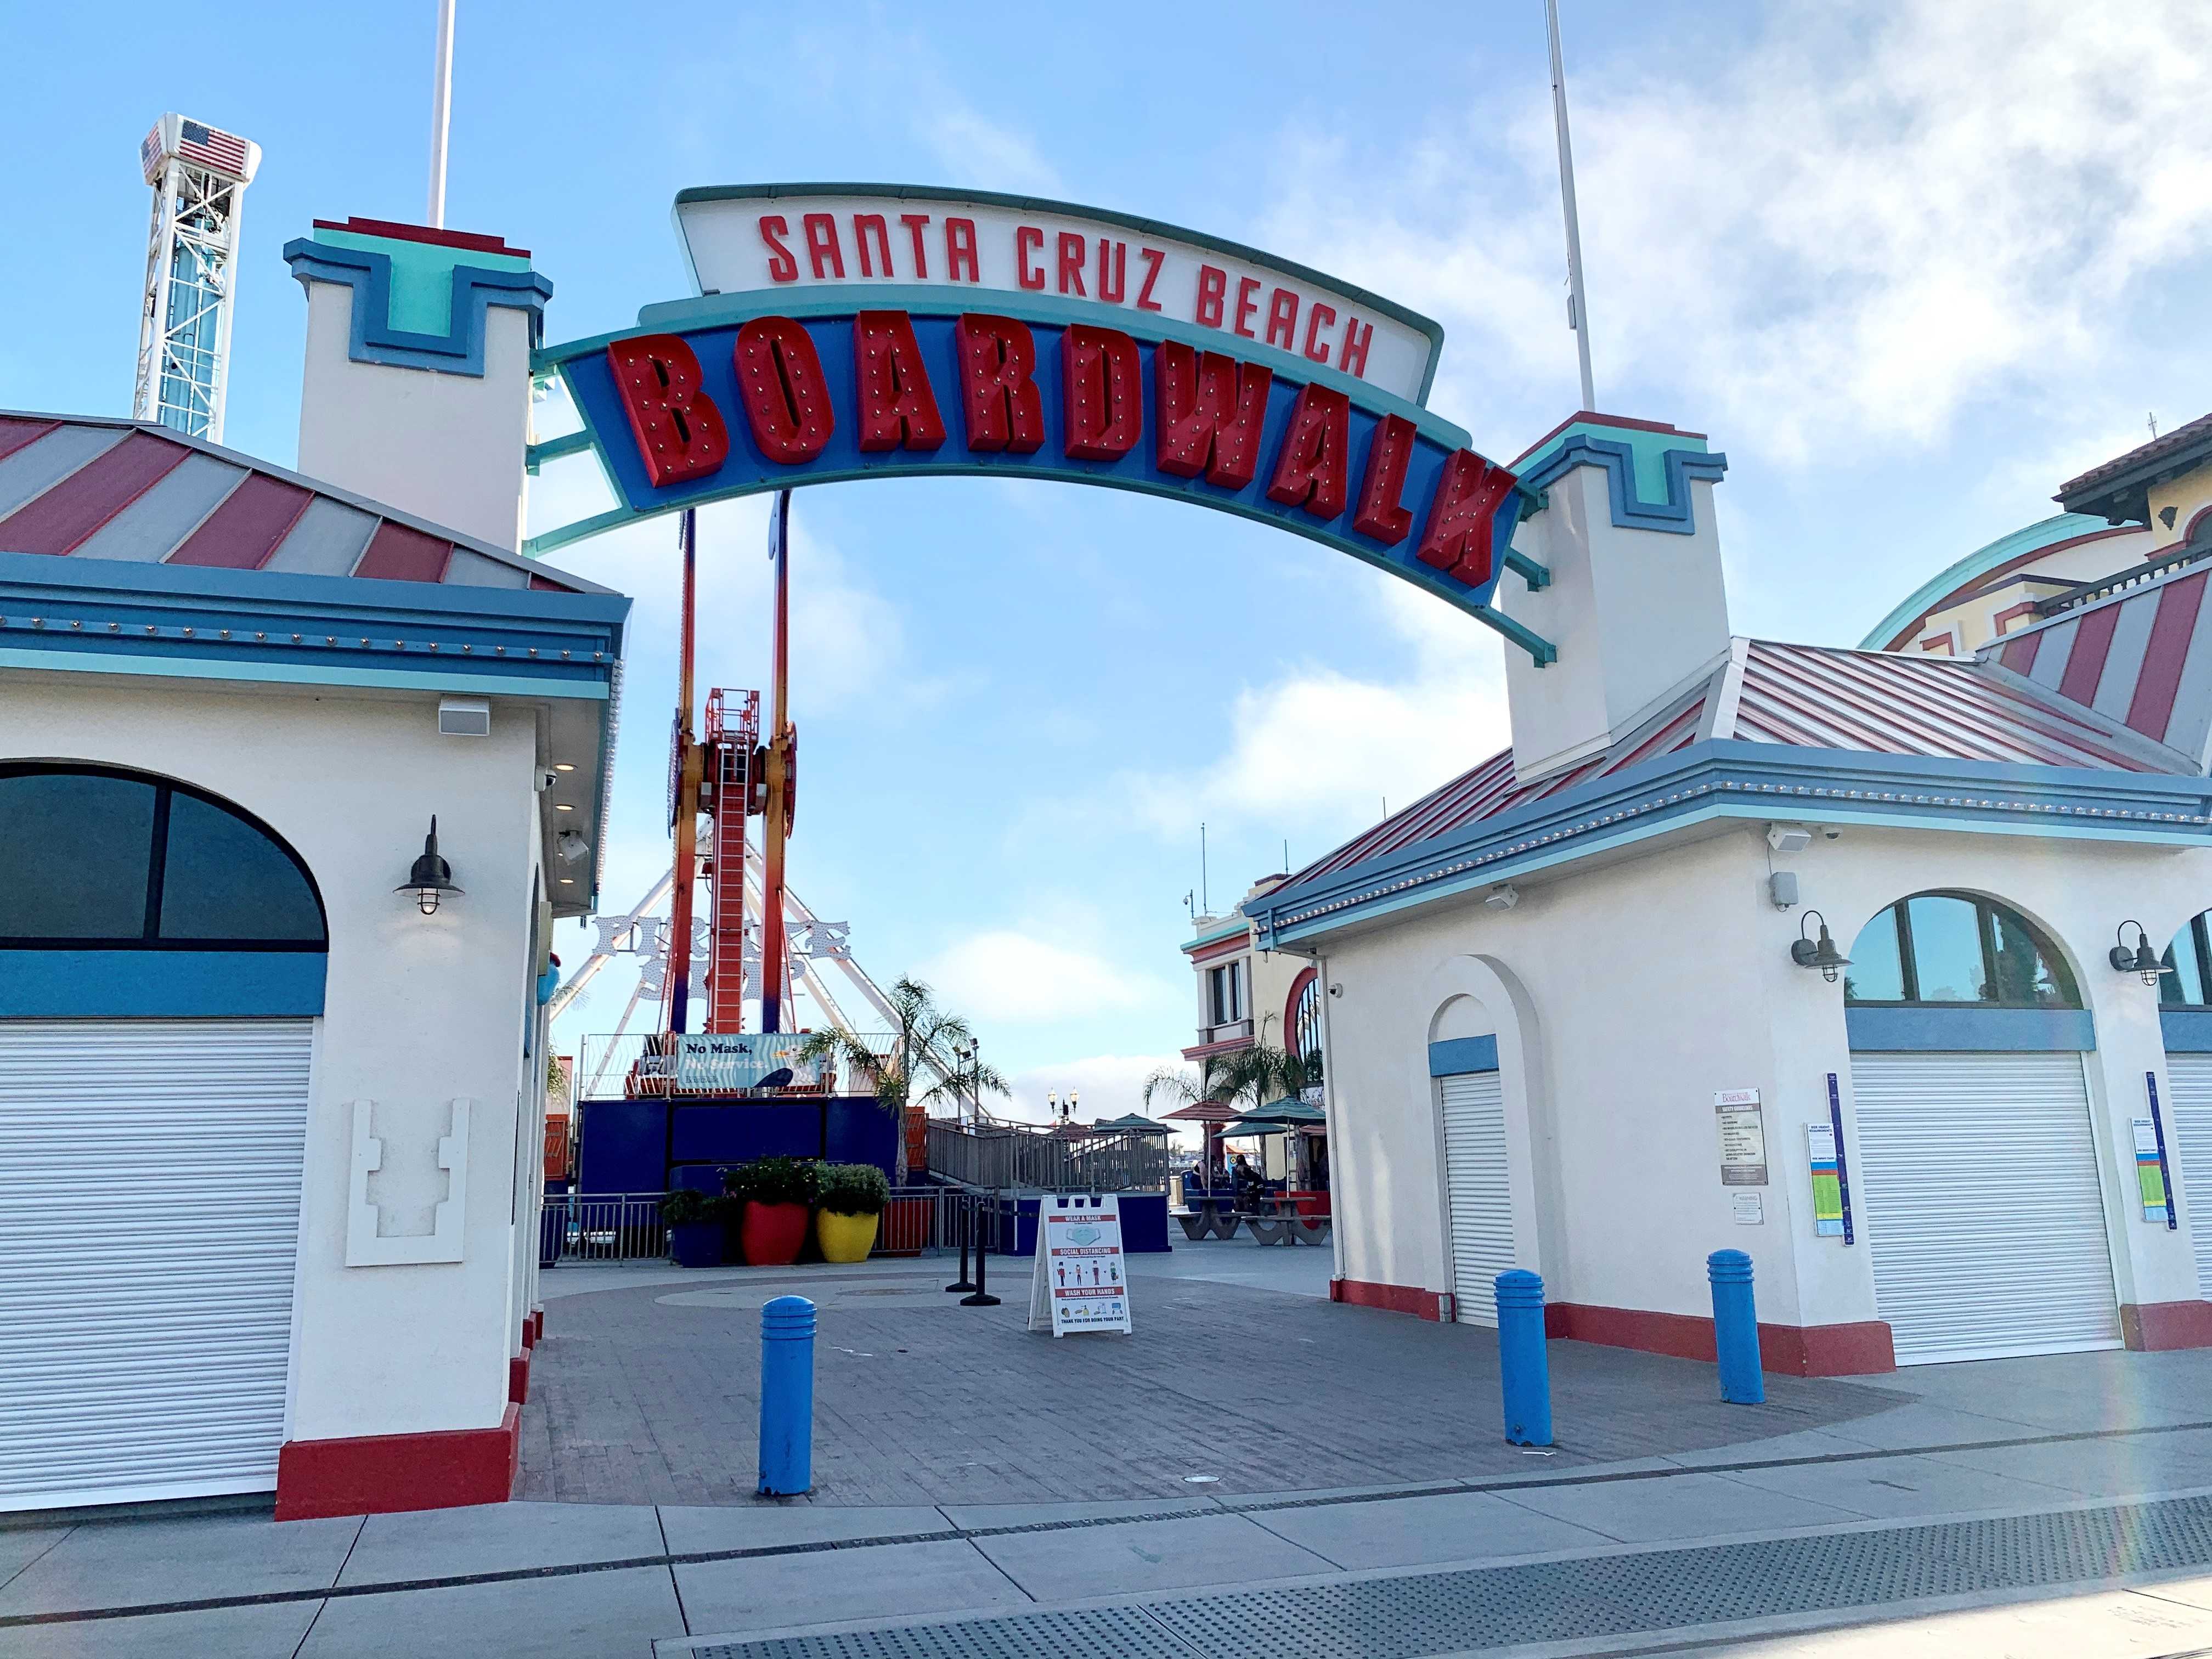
[740, 1201, 810, 1266]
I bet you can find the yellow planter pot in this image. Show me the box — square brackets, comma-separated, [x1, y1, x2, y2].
[815, 1209, 879, 1263]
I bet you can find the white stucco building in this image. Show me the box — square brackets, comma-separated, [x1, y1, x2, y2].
[0, 218, 628, 1516]
[1243, 410, 2212, 1374]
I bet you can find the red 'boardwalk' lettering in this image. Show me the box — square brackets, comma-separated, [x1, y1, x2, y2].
[600, 311, 1515, 594]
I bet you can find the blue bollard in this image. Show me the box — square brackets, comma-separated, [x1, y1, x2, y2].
[758, 1295, 816, 1495]
[1708, 1250, 1765, 1404]
[1494, 1269, 1554, 1446]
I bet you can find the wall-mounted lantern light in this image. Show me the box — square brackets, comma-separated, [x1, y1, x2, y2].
[2110, 921, 2163, 986]
[1790, 909, 1850, 983]
[397, 816, 464, 915]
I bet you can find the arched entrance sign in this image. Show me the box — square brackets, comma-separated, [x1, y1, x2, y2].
[530, 185, 1556, 663]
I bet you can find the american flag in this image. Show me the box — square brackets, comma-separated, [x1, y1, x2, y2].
[142, 116, 252, 182]
[178, 119, 251, 177]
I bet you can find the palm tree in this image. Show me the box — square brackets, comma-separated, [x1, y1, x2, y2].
[794, 977, 1007, 1178]
[1144, 1043, 1314, 1118]
[1145, 1043, 1317, 1178]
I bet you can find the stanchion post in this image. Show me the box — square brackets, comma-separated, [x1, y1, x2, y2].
[945, 1189, 975, 1293]
[962, 1188, 1001, 1306]
[757, 1294, 815, 1494]
[1494, 1269, 1553, 1446]
[1707, 1249, 1765, 1404]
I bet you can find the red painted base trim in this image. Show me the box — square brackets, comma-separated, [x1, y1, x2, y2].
[274, 1404, 520, 1521]
[520, 1320, 535, 1352]
[507, 1351, 531, 1406]
[1330, 1277, 1451, 1322]
[531, 1308, 544, 1344]
[2123, 1301, 2212, 1351]
[1543, 1302, 1895, 1376]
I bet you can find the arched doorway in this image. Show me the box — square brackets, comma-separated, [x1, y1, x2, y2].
[1844, 890, 2115, 1364]
[0, 763, 328, 1509]
[1430, 992, 1515, 1328]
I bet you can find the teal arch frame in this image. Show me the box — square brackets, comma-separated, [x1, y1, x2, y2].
[528, 289, 1556, 663]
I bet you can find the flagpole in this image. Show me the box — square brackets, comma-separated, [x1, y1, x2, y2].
[427, 0, 456, 228]
[1545, 0, 1597, 413]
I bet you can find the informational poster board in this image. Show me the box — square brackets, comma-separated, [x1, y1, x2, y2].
[2135, 1118, 2173, 1224]
[1807, 1121, 1846, 1237]
[2143, 1073, 2180, 1231]
[1027, 1194, 1133, 1337]
[1714, 1088, 1768, 1187]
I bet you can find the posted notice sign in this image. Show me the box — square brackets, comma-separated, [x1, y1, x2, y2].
[1714, 1088, 1768, 1187]
[1028, 1194, 1133, 1336]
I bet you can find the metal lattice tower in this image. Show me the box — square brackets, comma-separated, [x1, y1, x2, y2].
[133, 114, 261, 442]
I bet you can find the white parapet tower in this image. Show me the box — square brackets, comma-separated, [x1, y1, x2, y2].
[133, 114, 262, 442]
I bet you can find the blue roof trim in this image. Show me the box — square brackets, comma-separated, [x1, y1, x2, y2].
[1517, 432, 1729, 537]
[284, 239, 553, 376]
[1858, 514, 2121, 651]
[1250, 738, 2212, 947]
[0, 551, 627, 692]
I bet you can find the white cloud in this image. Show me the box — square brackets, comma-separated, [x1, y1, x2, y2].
[925, 106, 1064, 198]
[918, 930, 1169, 1025]
[1003, 1053, 1191, 1132]
[527, 465, 909, 717]
[1256, 0, 2212, 461]
[1120, 580, 1510, 838]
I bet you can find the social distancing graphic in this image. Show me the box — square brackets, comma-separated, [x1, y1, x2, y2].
[1027, 1194, 1133, 1336]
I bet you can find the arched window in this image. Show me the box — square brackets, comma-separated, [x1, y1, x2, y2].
[1291, 970, 1324, 1085]
[0, 765, 325, 949]
[2161, 913, 2212, 1007]
[1846, 891, 2079, 1008]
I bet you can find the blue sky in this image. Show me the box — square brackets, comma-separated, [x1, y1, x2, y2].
[8, 2, 2209, 1118]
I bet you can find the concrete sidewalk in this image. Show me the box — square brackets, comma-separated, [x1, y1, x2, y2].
[14, 1364, 2212, 1656]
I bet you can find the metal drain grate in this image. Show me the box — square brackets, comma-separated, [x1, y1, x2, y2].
[691, 1607, 1173, 1658]
[1147, 1494, 2212, 1659]
[691, 1494, 2212, 1659]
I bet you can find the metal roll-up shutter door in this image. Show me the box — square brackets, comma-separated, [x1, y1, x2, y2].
[1440, 1071, 1513, 1327]
[2164, 1054, 2212, 1297]
[0, 1019, 313, 1510]
[1850, 1051, 2119, 1365]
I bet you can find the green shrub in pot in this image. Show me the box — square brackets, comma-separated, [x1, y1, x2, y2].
[817, 1163, 890, 1216]
[660, 1187, 708, 1225]
[723, 1156, 822, 1207]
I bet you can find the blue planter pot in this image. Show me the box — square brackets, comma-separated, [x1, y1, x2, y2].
[669, 1221, 723, 1268]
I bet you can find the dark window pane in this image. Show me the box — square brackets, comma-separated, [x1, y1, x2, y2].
[2164, 918, 2210, 1007]
[2162, 943, 2203, 1007]
[1989, 905, 2078, 1006]
[1906, 895, 1988, 1002]
[159, 792, 324, 941]
[0, 772, 154, 938]
[1844, 906, 1907, 1002]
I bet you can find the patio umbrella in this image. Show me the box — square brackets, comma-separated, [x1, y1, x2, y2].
[1161, 1098, 1239, 1174]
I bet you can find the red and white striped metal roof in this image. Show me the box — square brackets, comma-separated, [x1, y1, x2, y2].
[1994, 559, 2212, 763]
[1291, 637, 2194, 884]
[0, 413, 595, 595]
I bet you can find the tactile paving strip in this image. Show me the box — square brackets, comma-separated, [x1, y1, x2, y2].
[692, 1494, 2212, 1659]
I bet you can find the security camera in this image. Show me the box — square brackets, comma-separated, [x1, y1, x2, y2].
[536, 770, 559, 793]
[1328, 983, 1343, 998]
[1821, 826, 1843, 842]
